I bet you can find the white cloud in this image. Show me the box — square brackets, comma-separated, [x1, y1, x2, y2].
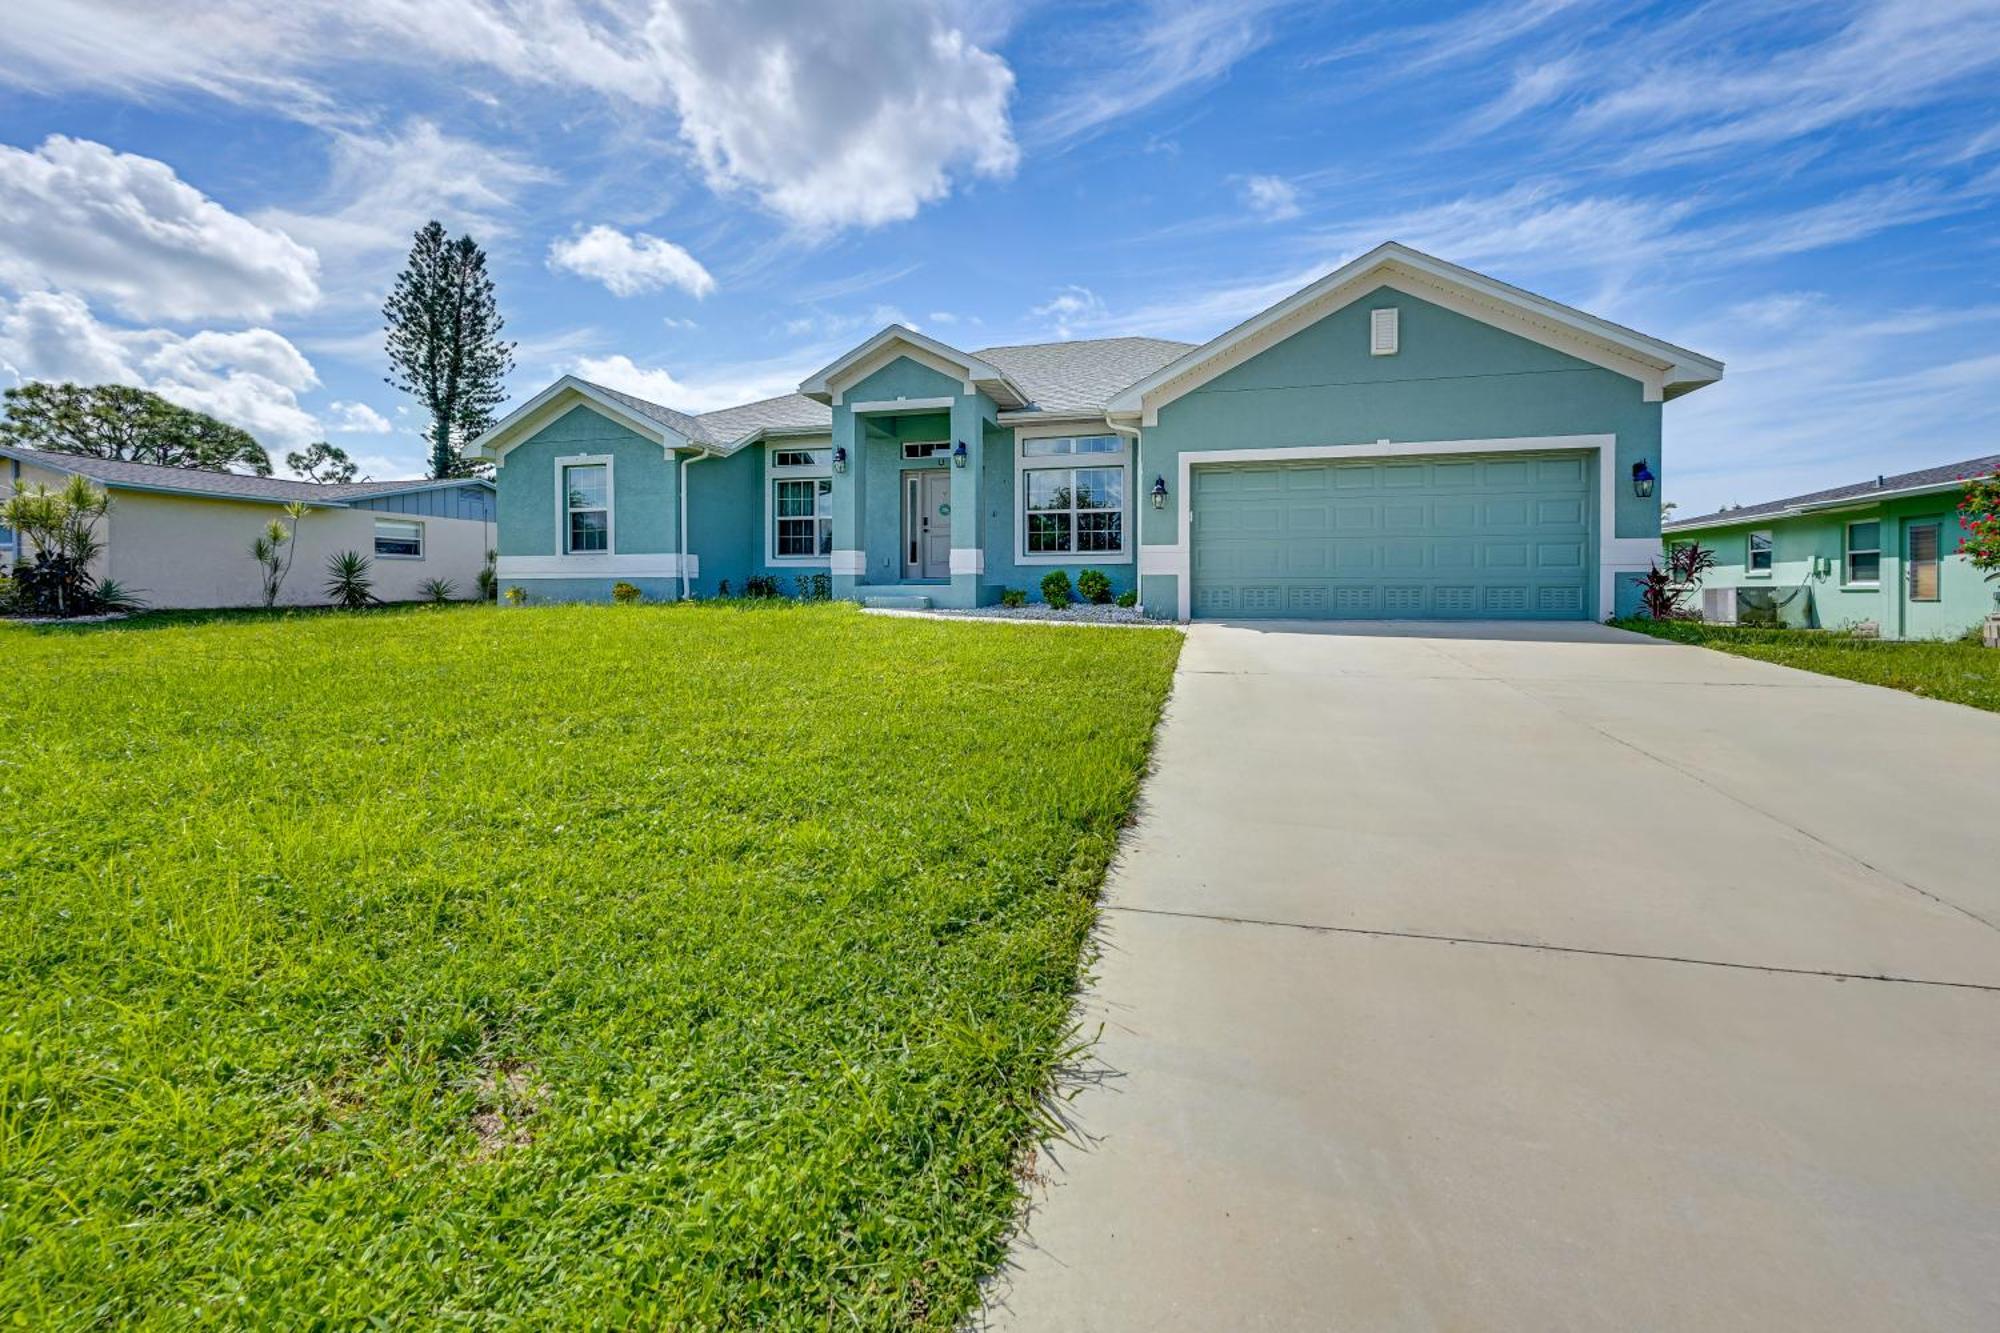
[0, 135, 319, 322]
[548, 225, 714, 298]
[257, 121, 544, 302]
[1031, 0, 1287, 147]
[1242, 174, 1301, 221]
[1032, 285, 1108, 339]
[327, 400, 392, 433]
[0, 290, 322, 446]
[569, 352, 810, 413]
[0, 2, 1017, 232]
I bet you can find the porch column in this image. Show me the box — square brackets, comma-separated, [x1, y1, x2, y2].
[948, 392, 992, 606]
[829, 401, 867, 599]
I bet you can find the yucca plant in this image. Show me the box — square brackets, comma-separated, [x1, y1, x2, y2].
[324, 550, 378, 609]
[250, 500, 310, 606]
[419, 577, 457, 604]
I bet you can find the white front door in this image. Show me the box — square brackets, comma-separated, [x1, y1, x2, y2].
[904, 470, 953, 580]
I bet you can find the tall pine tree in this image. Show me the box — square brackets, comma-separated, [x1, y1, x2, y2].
[383, 221, 514, 479]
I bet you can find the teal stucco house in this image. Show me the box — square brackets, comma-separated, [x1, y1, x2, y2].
[1666, 453, 2000, 640]
[474, 242, 1723, 621]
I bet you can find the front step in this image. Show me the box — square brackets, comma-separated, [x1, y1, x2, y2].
[861, 594, 934, 611]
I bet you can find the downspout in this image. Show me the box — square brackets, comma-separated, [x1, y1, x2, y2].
[680, 448, 712, 601]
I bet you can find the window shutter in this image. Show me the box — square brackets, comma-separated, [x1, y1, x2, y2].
[1370, 307, 1399, 356]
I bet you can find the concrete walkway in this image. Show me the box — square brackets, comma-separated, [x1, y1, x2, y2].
[988, 621, 2000, 1332]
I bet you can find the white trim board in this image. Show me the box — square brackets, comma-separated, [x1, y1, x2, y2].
[498, 553, 696, 579]
[1171, 433, 1646, 622]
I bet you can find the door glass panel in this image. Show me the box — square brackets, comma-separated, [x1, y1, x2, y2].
[1907, 524, 1940, 602]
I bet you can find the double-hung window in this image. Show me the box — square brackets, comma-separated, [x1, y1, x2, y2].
[1844, 519, 1881, 586]
[1747, 530, 1772, 575]
[563, 462, 610, 553]
[1018, 434, 1128, 561]
[374, 518, 424, 558]
[768, 448, 831, 563]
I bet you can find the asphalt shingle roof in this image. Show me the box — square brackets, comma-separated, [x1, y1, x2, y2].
[1670, 453, 2000, 529]
[974, 337, 1195, 414]
[1, 447, 488, 505]
[693, 393, 830, 444]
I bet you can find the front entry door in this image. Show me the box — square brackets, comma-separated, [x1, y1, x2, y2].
[904, 470, 952, 580]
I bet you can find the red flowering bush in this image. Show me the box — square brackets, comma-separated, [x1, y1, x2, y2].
[1960, 470, 2000, 598]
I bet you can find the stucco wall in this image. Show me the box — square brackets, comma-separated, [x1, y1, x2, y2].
[1134, 284, 1666, 619]
[91, 489, 492, 609]
[1676, 494, 1991, 640]
[496, 404, 679, 558]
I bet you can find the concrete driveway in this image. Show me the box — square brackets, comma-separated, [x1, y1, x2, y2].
[989, 621, 2000, 1332]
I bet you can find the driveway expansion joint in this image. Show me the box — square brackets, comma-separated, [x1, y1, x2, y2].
[1103, 904, 2000, 993]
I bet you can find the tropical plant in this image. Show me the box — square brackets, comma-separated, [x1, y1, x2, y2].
[0, 382, 270, 474]
[795, 573, 831, 601]
[504, 585, 527, 605]
[92, 580, 146, 613]
[1958, 468, 2000, 605]
[0, 575, 15, 613]
[1632, 539, 1716, 620]
[1000, 588, 1026, 609]
[1039, 569, 1074, 609]
[284, 441, 361, 484]
[611, 581, 641, 604]
[1116, 589, 1139, 608]
[743, 575, 781, 598]
[476, 549, 498, 601]
[384, 221, 514, 479]
[1076, 568, 1113, 604]
[324, 551, 379, 609]
[420, 577, 458, 604]
[3, 473, 115, 617]
[250, 500, 311, 607]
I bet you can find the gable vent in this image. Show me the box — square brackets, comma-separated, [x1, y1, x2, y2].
[1370, 307, 1399, 356]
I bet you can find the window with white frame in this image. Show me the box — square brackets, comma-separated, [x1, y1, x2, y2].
[563, 462, 610, 553]
[1845, 519, 1881, 585]
[1747, 529, 1772, 574]
[1018, 434, 1128, 560]
[768, 447, 831, 562]
[374, 518, 424, 558]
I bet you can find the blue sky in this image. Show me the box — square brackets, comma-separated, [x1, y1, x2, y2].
[0, 0, 1995, 513]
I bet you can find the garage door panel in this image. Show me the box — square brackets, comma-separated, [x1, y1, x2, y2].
[1191, 449, 1593, 620]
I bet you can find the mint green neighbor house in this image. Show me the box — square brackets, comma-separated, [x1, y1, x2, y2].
[1665, 453, 2000, 640]
[474, 242, 1723, 621]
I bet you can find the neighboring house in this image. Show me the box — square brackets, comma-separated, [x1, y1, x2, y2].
[0, 446, 496, 609]
[1666, 453, 2000, 640]
[475, 242, 1722, 621]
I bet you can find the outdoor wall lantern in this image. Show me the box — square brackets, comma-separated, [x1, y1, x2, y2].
[832, 446, 847, 473]
[1151, 475, 1169, 509]
[1631, 459, 1656, 499]
[952, 440, 968, 468]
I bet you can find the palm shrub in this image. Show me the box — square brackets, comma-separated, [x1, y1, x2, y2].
[1076, 568, 1113, 604]
[1039, 569, 1074, 608]
[476, 548, 498, 601]
[250, 501, 310, 607]
[324, 550, 379, 609]
[3, 474, 115, 617]
[419, 577, 457, 604]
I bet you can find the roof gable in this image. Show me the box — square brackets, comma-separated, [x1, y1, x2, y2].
[798, 325, 1028, 409]
[1106, 242, 1723, 424]
[469, 376, 693, 464]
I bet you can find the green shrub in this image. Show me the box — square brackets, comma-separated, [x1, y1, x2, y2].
[324, 551, 378, 610]
[796, 573, 832, 601]
[504, 585, 527, 606]
[476, 549, 498, 601]
[999, 588, 1026, 609]
[420, 577, 457, 604]
[1115, 589, 1138, 608]
[0, 574, 15, 613]
[1039, 569, 1073, 609]
[1077, 568, 1112, 604]
[611, 581, 642, 604]
[744, 575, 782, 598]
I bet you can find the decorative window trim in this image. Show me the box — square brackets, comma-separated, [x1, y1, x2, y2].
[555, 454, 615, 555]
[1013, 429, 1132, 567]
[1746, 529, 1772, 576]
[1844, 517, 1881, 588]
[766, 445, 832, 567]
[373, 517, 425, 560]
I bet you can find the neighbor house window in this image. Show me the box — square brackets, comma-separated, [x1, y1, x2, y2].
[1907, 523, 1941, 602]
[564, 462, 610, 553]
[1747, 530, 1773, 575]
[1018, 435, 1128, 560]
[374, 518, 424, 558]
[1844, 519, 1881, 585]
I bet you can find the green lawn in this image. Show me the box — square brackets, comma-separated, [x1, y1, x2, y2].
[1611, 617, 2000, 713]
[0, 602, 1182, 1328]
